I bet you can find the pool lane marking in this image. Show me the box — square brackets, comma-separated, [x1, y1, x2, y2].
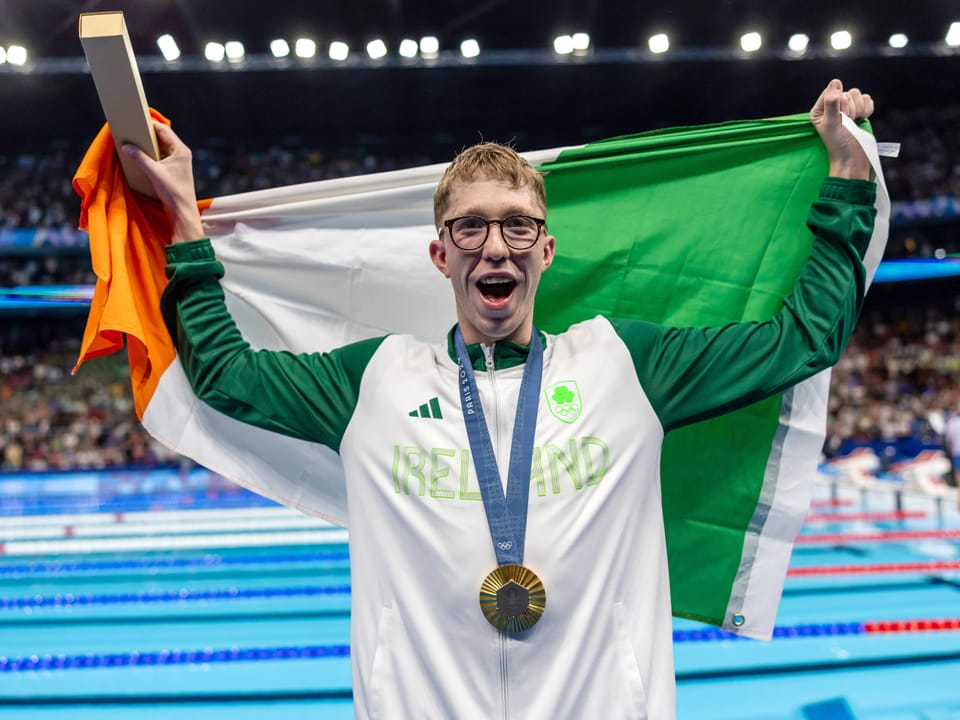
[0, 645, 350, 674]
[0, 550, 350, 577]
[788, 560, 960, 576]
[0, 689, 355, 706]
[1, 515, 339, 542]
[797, 529, 960, 544]
[2, 506, 311, 530]
[4, 621, 960, 674]
[673, 618, 960, 642]
[809, 499, 855, 508]
[675, 649, 960, 682]
[0, 584, 351, 610]
[7, 552, 951, 579]
[0, 529, 349, 556]
[805, 510, 928, 523]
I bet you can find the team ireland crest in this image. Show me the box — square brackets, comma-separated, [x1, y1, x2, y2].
[544, 381, 582, 424]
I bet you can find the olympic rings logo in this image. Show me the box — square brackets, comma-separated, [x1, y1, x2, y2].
[555, 403, 580, 416]
[497, 541, 513, 550]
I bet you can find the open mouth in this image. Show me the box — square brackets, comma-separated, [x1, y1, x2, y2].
[477, 277, 517, 301]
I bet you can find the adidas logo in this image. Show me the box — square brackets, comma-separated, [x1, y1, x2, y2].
[410, 397, 444, 420]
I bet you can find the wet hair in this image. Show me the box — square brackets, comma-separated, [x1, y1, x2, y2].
[433, 142, 546, 228]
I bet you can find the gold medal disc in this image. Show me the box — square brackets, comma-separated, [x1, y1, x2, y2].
[479, 564, 546, 633]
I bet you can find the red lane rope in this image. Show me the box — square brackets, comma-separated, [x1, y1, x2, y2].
[865, 618, 960, 633]
[805, 510, 928, 523]
[789, 561, 960, 577]
[809, 499, 855, 508]
[797, 529, 960, 544]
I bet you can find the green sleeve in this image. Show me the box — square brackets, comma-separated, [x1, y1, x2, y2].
[610, 177, 876, 432]
[160, 239, 385, 451]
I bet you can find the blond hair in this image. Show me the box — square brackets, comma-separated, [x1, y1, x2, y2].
[433, 142, 546, 227]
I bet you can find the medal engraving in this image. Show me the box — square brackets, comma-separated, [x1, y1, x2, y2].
[480, 564, 546, 633]
[497, 581, 529, 617]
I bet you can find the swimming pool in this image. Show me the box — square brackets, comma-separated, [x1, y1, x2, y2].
[1, 470, 957, 719]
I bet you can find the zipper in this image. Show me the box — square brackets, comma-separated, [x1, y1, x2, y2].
[481, 343, 500, 455]
[482, 343, 510, 720]
[499, 630, 510, 719]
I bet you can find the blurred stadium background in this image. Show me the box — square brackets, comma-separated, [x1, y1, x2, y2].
[2, 1, 960, 718]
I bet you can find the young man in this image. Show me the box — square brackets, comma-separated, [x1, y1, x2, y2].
[127, 79, 875, 718]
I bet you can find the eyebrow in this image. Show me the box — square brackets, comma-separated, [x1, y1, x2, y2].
[453, 206, 539, 218]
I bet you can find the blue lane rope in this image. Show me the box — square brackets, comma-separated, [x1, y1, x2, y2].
[673, 622, 865, 642]
[1, 622, 953, 676]
[0, 550, 350, 577]
[0, 584, 351, 610]
[0, 644, 351, 674]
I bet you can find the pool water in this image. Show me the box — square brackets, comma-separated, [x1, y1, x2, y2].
[1, 477, 957, 719]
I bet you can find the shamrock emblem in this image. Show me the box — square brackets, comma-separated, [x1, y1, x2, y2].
[545, 381, 582, 424]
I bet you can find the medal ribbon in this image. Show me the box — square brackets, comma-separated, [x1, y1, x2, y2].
[454, 325, 543, 567]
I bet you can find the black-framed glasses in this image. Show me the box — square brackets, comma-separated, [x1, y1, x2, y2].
[442, 214, 545, 251]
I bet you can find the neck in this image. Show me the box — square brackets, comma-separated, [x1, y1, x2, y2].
[457, 317, 533, 348]
[462, 327, 533, 348]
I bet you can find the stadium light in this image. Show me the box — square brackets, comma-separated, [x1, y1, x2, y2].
[156, 34, 180, 62]
[572, 32, 590, 53]
[204, 42, 225, 62]
[329, 41, 349, 61]
[7, 45, 27, 66]
[224, 41, 245, 62]
[553, 35, 574, 54]
[787, 33, 809, 53]
[0, 47, 6, 64]
[648, 33, 670, 54]
[399, 38, 418, 58]
[270, 39, 290, 58]
[366, 39, 388, 60]
[947, 22, 960, 47]
[740, 32, 762, 52]
[888, 33, 908, 49]
[295, 38, 317, 58]
[460, 39, 480, 58]
[420, 36, 439, 59]
[830, 30, 853, 50]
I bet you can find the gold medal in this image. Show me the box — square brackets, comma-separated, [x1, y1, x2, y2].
[479, 564, 546, 633]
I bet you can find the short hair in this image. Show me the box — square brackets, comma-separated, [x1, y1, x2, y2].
[433, 142, 546, 227]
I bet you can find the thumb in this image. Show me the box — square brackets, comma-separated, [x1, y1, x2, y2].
[121, 142, 153, 169]
[812, 78, 843, 124]
[822, 78, 843, 121]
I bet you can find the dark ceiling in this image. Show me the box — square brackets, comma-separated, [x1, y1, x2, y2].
[1, 0, 958, 158]
[7, 0, 959, 57]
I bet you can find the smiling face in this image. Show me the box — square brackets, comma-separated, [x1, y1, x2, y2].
[430, 178, 555, 347]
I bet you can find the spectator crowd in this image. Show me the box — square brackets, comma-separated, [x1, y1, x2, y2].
[2, 103, 959, 473]
[1, 320, 181, 472]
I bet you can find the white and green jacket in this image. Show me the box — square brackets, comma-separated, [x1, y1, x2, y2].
[161, 177, 876, 719]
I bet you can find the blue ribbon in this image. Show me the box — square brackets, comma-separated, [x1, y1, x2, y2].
[454, 326, 543, 567]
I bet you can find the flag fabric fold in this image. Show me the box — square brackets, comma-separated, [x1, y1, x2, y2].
[72, 109, 174, 415]
[75, 113, 888, 638]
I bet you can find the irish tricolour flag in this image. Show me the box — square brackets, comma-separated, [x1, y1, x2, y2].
[74, 112, 888, 639]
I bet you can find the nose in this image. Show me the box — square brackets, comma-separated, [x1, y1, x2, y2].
[482, 221, 509, 259]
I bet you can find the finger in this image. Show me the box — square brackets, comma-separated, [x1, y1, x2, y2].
[811, 78, 838, 119]
[121, 122, 175, 166]
[152, 121, 185, 160]
[846, 88, 865, 118]
[120, 141, 153, 168]
[843, 88, 860, 120]
[820, 78, 843, 124]
[862, 93, 875, 119]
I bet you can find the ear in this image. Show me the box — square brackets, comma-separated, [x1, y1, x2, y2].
[541, 232, 556, 272]
[429, 236, 451, 277]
